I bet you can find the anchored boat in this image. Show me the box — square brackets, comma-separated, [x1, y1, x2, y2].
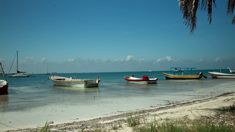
[124, 75, 158, 84]
[49, 75, 100, 88]
[0, 80, 8, 95]
[162, 67, 206, 80]
[0, 62, 8, 95]
[162, 72, 205, 80]
[9, 51, 30, 77]
[228, 67, 235, 73]
[208, 72, 235, 79]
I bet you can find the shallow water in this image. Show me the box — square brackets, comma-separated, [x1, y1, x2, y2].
[0, 69, 235, 130]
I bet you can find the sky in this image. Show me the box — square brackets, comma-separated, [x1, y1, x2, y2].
[0, 0, 235, 73]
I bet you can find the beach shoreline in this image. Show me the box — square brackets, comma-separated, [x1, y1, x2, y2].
[6, 91, 235, 132]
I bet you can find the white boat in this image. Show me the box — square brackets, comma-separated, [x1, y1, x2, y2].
[49, 75, 100, 88]
[228, 67, 235, 73]
[0, 62, 8, 95]
[208, 72, 235, 79]
[9, 51, 30, 78]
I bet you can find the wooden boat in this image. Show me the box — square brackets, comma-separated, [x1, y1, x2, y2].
[0, 62, 8, 95]
[208, 72, 235, 79]
[162, 72, 205, 80]
[124, 75, 158, 84]
[49, 76, 100, 88]
[9, 51, 30, 78]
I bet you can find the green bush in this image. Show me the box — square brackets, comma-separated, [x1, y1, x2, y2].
[40, 122, 50, 132]
[127, 116, 141, 127]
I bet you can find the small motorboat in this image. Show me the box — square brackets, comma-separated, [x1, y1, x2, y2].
[162, 72, 206, 80]
[162, 67, 206, 80]
[0, 80, 8, 95]
[228, 67, 235, 73]
[208, 72, 235, 79]
[49, 75, 100, 88]
[124, 75, 158, 84]
[0, 62, 8, 95]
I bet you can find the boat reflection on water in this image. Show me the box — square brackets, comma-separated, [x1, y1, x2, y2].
[52, 85, 100, 93]
[0, 95, 8, 104]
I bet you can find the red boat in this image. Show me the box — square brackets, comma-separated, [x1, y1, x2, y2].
[0, 62, 8, 95]
[0, 80, 8, 95]
[124, 75, 158, 84]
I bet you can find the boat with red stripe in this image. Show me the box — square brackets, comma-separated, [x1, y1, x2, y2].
[124, 75, 158, 84]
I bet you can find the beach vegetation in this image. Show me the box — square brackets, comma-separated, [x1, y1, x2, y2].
[94, 128, 105, 132]
[111, 123, 122, 130]
[219, 103, 235, 114]
[134, 119, 235, 132]
[40, 122, 50, 132]
[127, 116, 141, 127]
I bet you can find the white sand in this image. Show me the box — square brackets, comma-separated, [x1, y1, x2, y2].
[5, 92, 235, 132]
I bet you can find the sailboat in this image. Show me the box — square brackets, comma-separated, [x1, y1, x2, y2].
[0, 62, 8, 95]
[9, 51, 30, 77]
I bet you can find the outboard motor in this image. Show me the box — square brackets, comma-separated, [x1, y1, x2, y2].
[199, 72, 207, 79]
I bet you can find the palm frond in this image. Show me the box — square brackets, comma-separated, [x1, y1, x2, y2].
[227, 0, 235, 15]
[191, 0, 199, 31]
[179, 0, 199, 32]
[179, 0, 235, 32]
[232, 16, 235, 24]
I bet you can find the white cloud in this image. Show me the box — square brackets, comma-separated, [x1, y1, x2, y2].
[22, 56, 34, 64]
[0, 58, 5, 62]
[67, 58, 75, 63]
[199, 58, 204, 62]
[40, 57, 47, 63]
[156, 56, 174, 63]
[215, 57, 222, 62]
[125, 55, 135, 61]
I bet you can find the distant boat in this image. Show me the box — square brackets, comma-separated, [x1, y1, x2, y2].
[0, 62, 8, 95]
[228, 67, 235, 73]
[124, 75, 158, 84]
[162, 72, 206, 80]
[208, 72, 235, 79]
[9, 51, 30, 77]
[49, 75, 100, 88]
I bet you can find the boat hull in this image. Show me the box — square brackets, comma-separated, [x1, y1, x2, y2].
[9, 73, 30, 78]
[49, 76, 100, 88]
[209, 72, 235, 79]
[162, 72, 203, 80]
[125, 76, 158, 84]
[0, 80, 8, 95]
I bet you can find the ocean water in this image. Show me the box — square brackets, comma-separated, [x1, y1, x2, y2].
[0, 69, 235, 130]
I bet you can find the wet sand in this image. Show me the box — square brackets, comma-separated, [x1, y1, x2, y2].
[6, 92, 235, 132]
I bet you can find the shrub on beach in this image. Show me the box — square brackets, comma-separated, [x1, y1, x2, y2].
[134, 120, 235, 132]
[127, 116, 141, 127]
[219, 104, 235, 114]
[40, 122, 50, 132]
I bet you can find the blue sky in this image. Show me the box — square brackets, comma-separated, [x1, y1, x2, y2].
[0, 0, 235, 73]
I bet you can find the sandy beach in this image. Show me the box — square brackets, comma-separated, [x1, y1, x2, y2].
[5, 91, 235, 132]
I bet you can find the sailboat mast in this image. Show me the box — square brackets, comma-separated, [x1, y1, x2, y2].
[0, 62, 6, 79]
[17, 50, 18, 72]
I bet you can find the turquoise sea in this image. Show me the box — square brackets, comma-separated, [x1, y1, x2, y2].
[0, 69, 235, 130]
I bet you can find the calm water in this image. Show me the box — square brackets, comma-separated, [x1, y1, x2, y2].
[0, 69, 235, 129]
